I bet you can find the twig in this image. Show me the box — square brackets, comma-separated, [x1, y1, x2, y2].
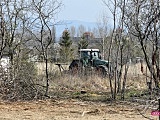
[137, 109, 154, 120]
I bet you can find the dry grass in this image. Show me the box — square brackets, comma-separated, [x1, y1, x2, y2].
[35, 62, 69, 76]
[51, 74, 110, 92]
[35, 62, 149, 95]
[35, 62, 110, 92]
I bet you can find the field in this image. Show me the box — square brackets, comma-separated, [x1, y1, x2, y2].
[35, 62, 149, 91]
[0, 62, 158, 120]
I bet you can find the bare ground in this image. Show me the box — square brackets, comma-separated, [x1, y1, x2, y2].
[0, 98, 157, 120]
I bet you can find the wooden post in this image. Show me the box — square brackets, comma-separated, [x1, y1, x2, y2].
[55, 63, 64, 75]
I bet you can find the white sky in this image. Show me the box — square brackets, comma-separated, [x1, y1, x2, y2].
[58, 0, 112, 23]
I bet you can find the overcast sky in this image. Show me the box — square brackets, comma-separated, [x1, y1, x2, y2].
[58, 0, 112, 23]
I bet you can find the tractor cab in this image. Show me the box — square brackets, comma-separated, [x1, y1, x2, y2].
[79, 49, 103, 67]
[79, 49, 101, 60]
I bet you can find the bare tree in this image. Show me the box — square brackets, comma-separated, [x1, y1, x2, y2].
[123, 0, 160, 88]
[0, 0, 43, 100]
[0, 0, 62, 100]
[102, 0, 118, 99]
[0, 0, 31, 88]
[77, 25, 86, 37]
[0, 3, 7, 59]
[69, 26, 76, 38]
[96, 14, 109, 60]
[102, 0, 135, 100]
[27, 0, 62, 96]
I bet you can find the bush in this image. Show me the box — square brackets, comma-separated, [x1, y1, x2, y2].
[0, 54, 44, 101]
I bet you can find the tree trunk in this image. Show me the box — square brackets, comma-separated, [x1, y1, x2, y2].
[117, 46, 123, 93]
[45, 57, 49, 97]
[121, 63, 129, 100]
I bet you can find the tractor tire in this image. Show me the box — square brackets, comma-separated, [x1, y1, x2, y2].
[96, 65, 108, 78]
[69, 60, 82, 75]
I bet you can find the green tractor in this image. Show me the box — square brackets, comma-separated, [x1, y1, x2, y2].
[69, 49, 113, 77]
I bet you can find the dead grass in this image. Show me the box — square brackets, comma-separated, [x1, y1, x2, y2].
[35, 62, 69, 76]
[48, 63, 148, 92]
[50, 74, 110, 94]
[35, 62, 149, 99]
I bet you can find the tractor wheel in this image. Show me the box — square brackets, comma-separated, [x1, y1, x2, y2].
[69, 60, 82, 75]
[70, 65, 79, 75]
[96, 66, 107, 78]
[69, 63, 78, 75]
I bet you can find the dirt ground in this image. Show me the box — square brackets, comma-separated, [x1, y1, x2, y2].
[0, 98, 157, 120]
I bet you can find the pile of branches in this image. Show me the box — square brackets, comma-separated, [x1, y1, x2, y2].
[0, 79, 43, 101]
[0, 65, 44, 101]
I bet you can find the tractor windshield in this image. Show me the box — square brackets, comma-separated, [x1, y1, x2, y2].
[80, 51, 100, 60]
[91, 52, 99, 59]
[81, 51, 90, 59]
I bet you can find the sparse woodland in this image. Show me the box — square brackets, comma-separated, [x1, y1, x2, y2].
[0, 0, 160, 119]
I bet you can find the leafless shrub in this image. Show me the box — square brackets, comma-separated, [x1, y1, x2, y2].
[0, 60, 44, 101]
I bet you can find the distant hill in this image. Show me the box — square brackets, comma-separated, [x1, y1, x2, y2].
[55, 20, 97, 41]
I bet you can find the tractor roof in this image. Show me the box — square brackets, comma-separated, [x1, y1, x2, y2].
[79, 49, 100, 52]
